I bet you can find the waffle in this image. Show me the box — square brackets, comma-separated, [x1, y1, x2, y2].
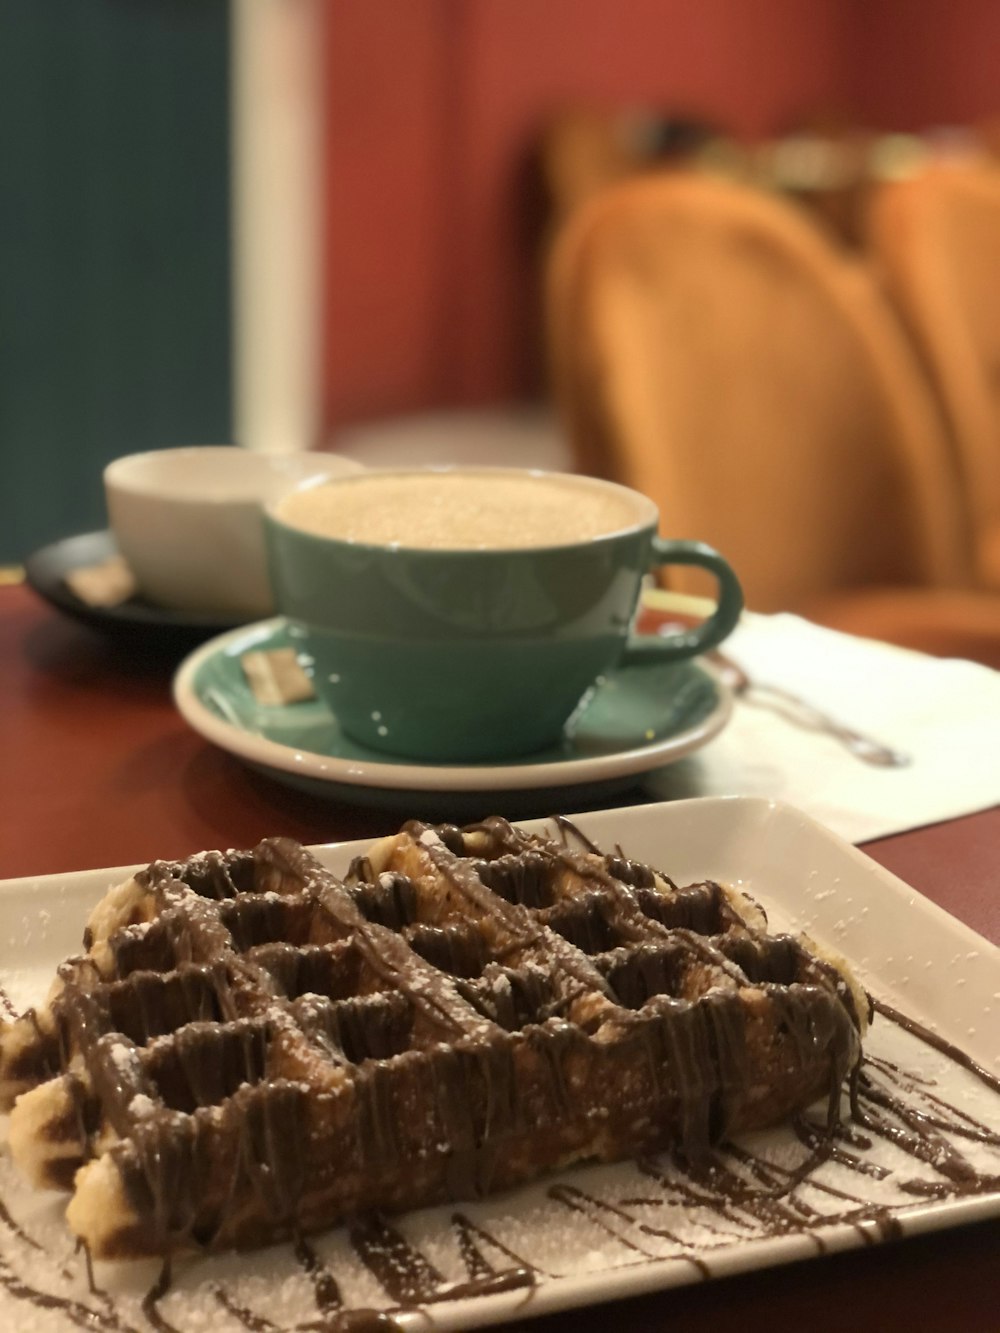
[0, 818, 865, 1260]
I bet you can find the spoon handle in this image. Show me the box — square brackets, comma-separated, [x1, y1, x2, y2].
[741, 681, 911, 768]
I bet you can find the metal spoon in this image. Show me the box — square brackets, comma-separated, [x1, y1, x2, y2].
[708, 652, 912, 768]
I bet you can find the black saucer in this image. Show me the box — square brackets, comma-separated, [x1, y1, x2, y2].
[23, 531, 246, 651]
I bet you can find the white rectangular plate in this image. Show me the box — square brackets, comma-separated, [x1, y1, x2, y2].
[0, 796, 997, 1332]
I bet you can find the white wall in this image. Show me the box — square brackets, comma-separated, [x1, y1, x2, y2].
[231, 0, 325, 453]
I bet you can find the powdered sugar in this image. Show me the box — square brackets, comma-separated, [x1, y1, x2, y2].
[0, 1010, 996, 1331]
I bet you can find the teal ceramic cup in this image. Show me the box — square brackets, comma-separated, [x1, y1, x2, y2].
[264, 468, 743, 762]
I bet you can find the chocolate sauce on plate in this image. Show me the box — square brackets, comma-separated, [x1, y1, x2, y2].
[1, 836, 998, 1330]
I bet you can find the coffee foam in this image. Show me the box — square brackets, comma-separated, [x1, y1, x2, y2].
[275, 472, 644, 550]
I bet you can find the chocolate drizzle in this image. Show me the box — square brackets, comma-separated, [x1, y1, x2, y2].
[294, 1234, 343, 1315]
[141, 1259, 181, 1333]
[0, 984, 18, 1021]
[0, 997, 997, 1327]
[0, 830, 998, 1328]
[0, 1254, 141, 1332]
[871, 997, 1000, 1097]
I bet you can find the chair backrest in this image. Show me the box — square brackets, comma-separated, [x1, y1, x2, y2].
[547, 172, 972, 612]
[869, 164, 1000, 583]
[539, 105, 736, 231]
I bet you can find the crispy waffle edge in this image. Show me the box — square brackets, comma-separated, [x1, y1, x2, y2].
[0, 820, 866, 1260]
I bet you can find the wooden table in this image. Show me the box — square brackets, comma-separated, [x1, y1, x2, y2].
[1, 583, 997, 1330]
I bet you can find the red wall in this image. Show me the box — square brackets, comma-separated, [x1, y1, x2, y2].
[324, 3, 454, 427]
[445, 0, 852, 409]
[322, 0, 1000, 432]
[852, 0, 1000, 130]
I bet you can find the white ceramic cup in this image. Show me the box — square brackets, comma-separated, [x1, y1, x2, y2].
[104, 446, 364, 618]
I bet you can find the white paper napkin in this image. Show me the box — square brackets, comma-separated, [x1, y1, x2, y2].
[644, 612, 1000, 843]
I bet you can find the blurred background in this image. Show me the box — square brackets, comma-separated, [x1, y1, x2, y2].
[5, 0, 1000, 656]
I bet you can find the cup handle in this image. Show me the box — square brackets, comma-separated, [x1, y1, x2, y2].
[620, 538, 744, 665]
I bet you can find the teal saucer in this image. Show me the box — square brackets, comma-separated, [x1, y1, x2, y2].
[173, 618, 732, 815]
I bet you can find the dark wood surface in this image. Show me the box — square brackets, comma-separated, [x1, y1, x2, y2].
[1, 582, 997, 1331]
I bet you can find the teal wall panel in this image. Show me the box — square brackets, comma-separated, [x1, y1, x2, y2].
[0, 0, 232, 562]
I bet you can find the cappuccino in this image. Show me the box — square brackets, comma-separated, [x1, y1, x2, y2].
[274, 470, 645, 550]
[265, 465, 743, 760]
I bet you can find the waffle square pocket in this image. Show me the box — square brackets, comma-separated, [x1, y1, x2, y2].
[0, 818, 865, 1259]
